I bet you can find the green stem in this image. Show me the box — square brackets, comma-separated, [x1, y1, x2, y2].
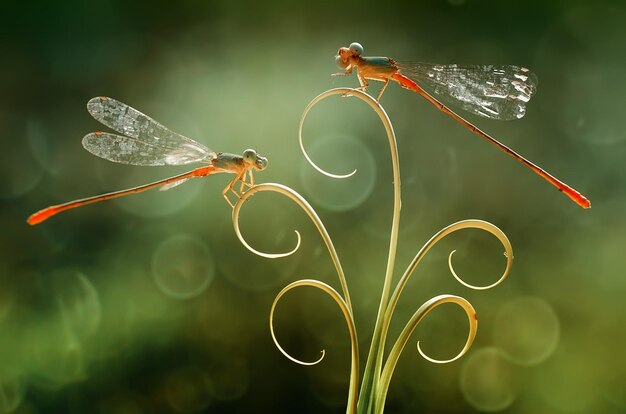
[297, 88, 400, 413]
[298, 89, 402, 413]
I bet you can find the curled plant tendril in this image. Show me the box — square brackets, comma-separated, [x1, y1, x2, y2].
[449, 250, 505, 290]
[299, 89, 355, 179]
[270, 286, 326, 367]
[233, 183, 358, 411]
[386, 219, 512, 325]
[375, 295, 477, 412]
[414, 296, 477, 365]
[299, 88, 397, 180]
[234, 87, 515, 413]
[232, 184, 302, 258]
[232, 182, 353, 311]
[445, 220, 513, 290]
[270, 279, 359, 413]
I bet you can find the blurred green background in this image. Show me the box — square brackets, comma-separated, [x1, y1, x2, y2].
[2, 0, 625, 412]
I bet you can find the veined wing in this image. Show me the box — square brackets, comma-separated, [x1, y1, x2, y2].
[396, 63, 538, 120]
[82, 131, 215, 166]
[84, 97, 215, 165]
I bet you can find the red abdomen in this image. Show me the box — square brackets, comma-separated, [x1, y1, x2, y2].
[391, 73, 421, 93]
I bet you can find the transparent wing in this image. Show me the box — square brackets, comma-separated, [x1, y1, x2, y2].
[84, 97, 215, 165]
[158, 178, 191, 191]
[82, 132, 215, 166]
[396, 63, 538, 120]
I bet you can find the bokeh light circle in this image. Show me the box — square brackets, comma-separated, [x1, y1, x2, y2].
[300, 133, 376, 211]
[151, 234, 215, 299]
[493, 296, 560, 366]
[460, 347, 517, 412]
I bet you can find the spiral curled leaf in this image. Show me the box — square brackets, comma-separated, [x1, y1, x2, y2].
[414, 296, 477, 364]
[231, 184, 302, 258]
[270, 279, 359, 413]
[386, 219, 512, 326]
[445, 220, 513, 290]
[299, 88, 398, 182]
[299, 89, 357, 179]
[232, 183, 353, 309]
[376, 295, 477, 412]
[372, 219, 512, 412]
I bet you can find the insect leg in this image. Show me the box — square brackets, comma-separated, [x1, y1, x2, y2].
[356, 73, 369, 93]
[222, 172, 245, 207]
[376, 79, 390, 101]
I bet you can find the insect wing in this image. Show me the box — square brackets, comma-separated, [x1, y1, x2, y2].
[85, 97, 215, 165]
[397, 63, 538, 120]
[82, 132, 214, 166]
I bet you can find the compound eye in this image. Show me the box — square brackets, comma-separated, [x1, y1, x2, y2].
[349, 42, 363, 56]
[256, 156, 268, 171]
[243, 149, 257, 162]
[335, 55, 348, 69]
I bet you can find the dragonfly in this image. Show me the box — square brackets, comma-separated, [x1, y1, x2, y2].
[27, 96, 268, 225]
[334, 42, 590, 209]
